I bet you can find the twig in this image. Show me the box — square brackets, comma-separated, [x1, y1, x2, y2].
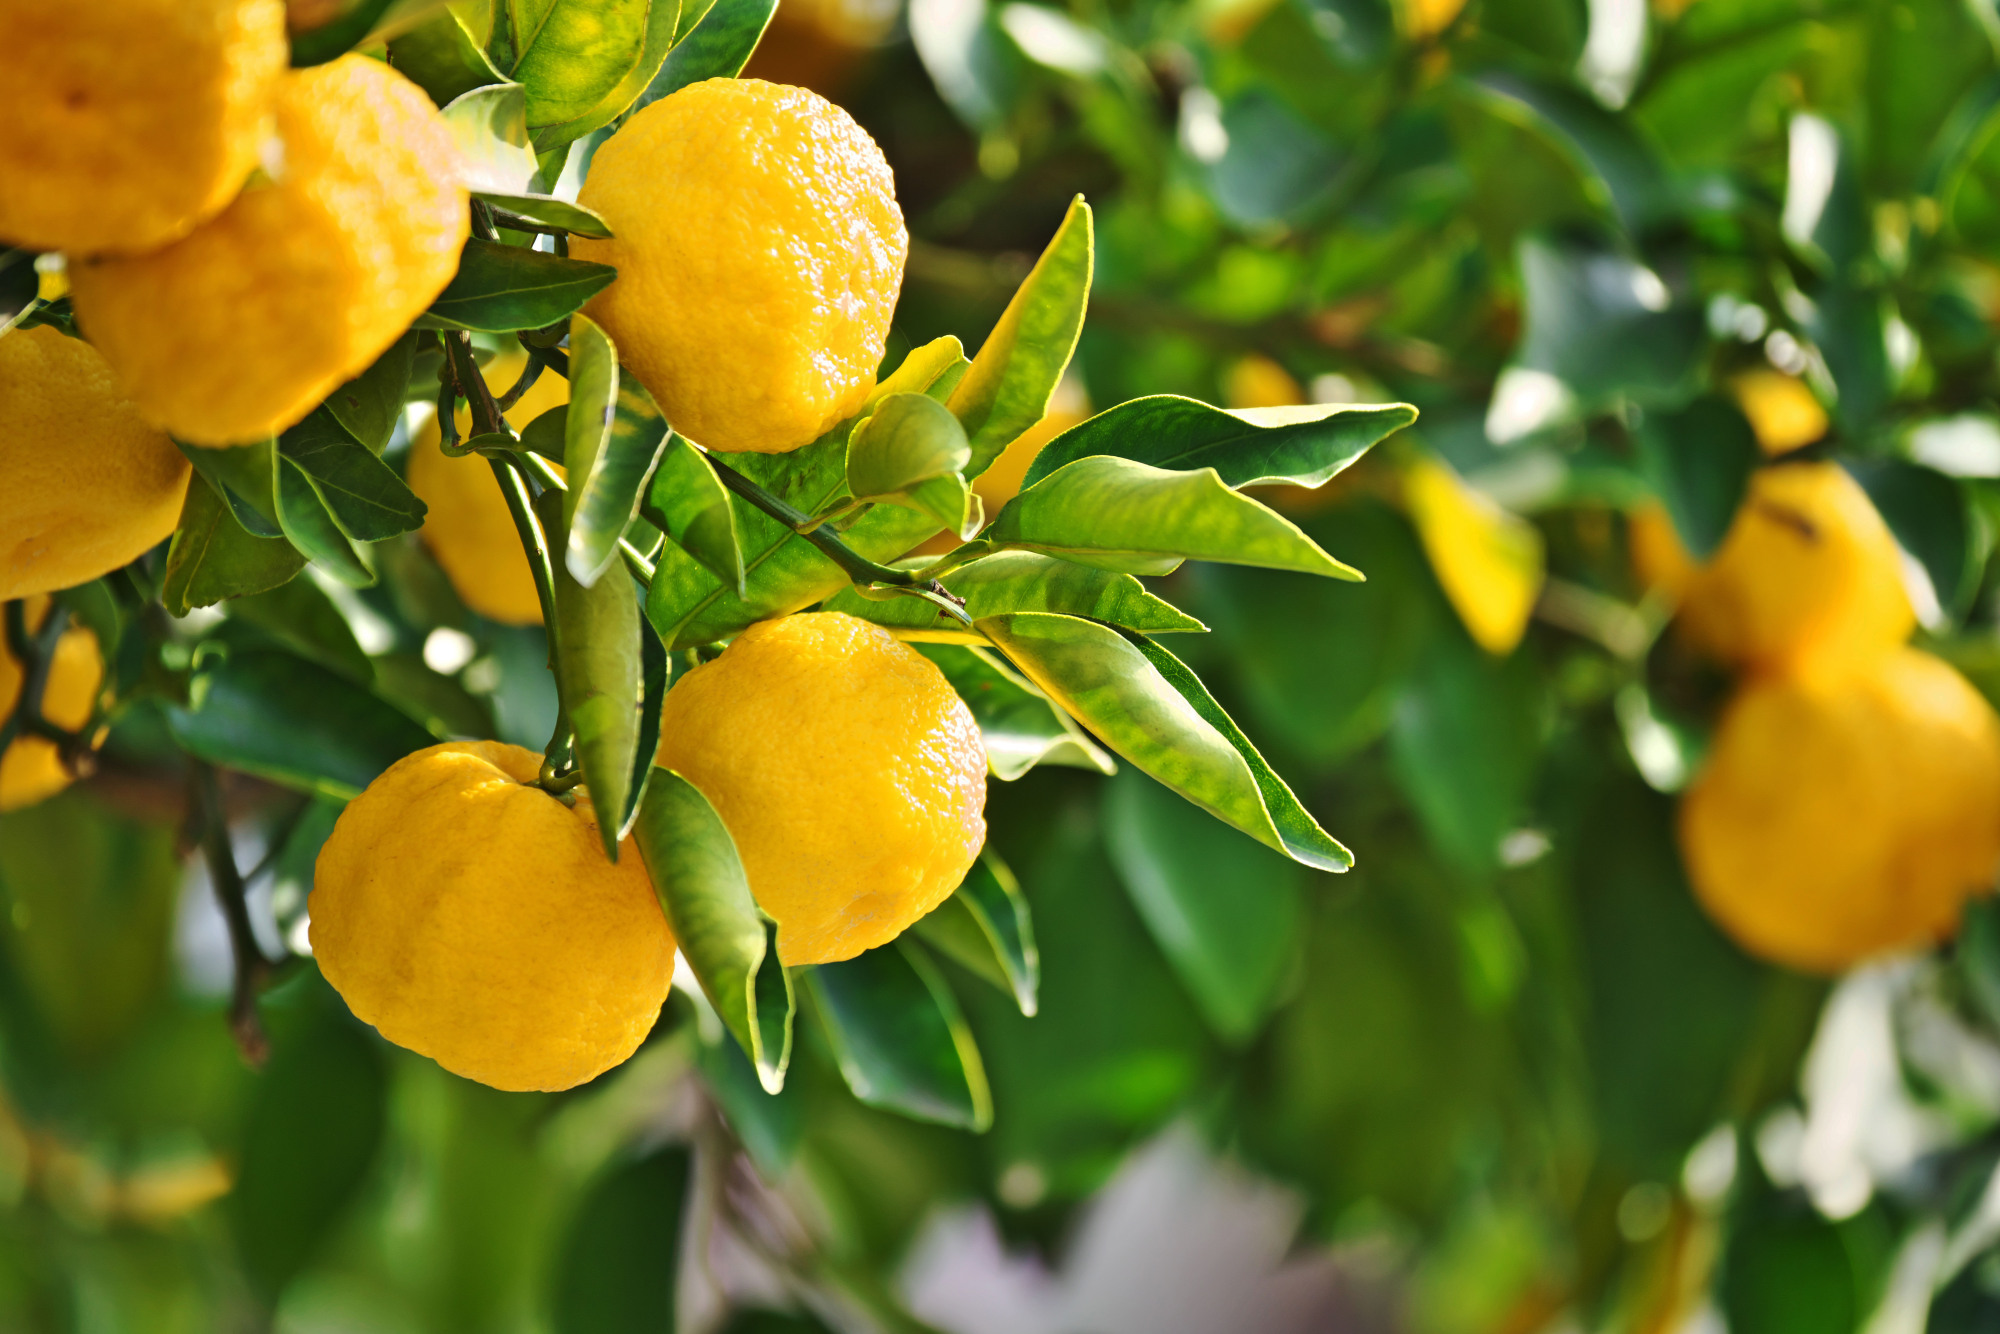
[496, 352, 546, 414]
[702, 455, 924, 590]
[191, 763, 274, 1066]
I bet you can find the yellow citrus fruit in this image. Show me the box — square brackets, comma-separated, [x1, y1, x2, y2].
[1403, 454, 1545, 656]
[575, 79, 907, 455]
[1628, 501, 1698, 603]
[1679, 462, 1913, 671]
[70, 56, 468, 446]
[1, 598, 103, 813]
[1, 326, 190, 601]
[1731, 369, 1828, 457]
[0, 0, 288, 255]
[1680, 648, 2000, 973]
[656, 612, 987, 965]
[309, 741, 674, 1092]
[407, 352, 570, 625]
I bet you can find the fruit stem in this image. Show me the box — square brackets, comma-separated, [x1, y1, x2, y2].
[190, 761, 274, 1067]
[704, 455, 923, 590]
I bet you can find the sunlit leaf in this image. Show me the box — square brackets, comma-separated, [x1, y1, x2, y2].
[418, 238, 617, 334]
[636, 0, 778, 108]
[324, 332, 417, 455]
[529, 0, 680, 150]
[915, 641, 1113, 779]
[644, 433, 743, 594]
[474, 191, 615, 238]
[822, 550, 1204, 639]
[511, 0, 651, 131]
[439, 82, 538, 193]
[279, 409, 428, 544]
[389, 7, 508, 106]
[562, 316, 667, 586]
[911, 849, 1039, 1016]
[806, 940, 993, 1131]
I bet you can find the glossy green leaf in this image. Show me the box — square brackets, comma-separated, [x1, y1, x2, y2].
[644, 433, 743, 593]
[276, 458, 372, 587]
[566, 329, 669, 586]
[288, 0, 401, 66]
[989, 455, 1361, 578]
[543, 492, 644, 861]
[632, 770, 794, 1091]
[474, 191, 615, 238]
[1105, 769, 1304, 1043]
[519, 403, 568, 460]
[177, 438, 285, 538]
[1470, 69, 1674, 235]
[1635, 395, 1759, 559]
[279, 409, 428, 543]
[512, 0, 651, 130]
[325, 332, 416, 454]
[912, 849, 1038, 1016]
[439, 83, 538, 193]
[914, 642, 1112, 779]
[806, 940, 993, 1131]
[847, 392, 972, 501]
[637, 0, 778, 108]
[624, 616, 667, 836]
[389, 8, 509, 106]
[1511, 232, 1705, 412]
[161, 476, 307, 616]
[825, 550, 1204, 639]
[979, 612, 1351, 871]
[1022, 395, 1416, 491]
[949, 195, 1093, 477]
[168, 647, 433, 799]
[528, 0, 679, 150]
[645, 337, 967, 648]
[418, 238, 617, 334]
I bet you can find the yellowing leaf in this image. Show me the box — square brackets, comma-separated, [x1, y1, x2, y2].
[1403, 455, 1544, 656]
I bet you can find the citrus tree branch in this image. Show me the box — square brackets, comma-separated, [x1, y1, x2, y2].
[190, 761, 274, 1066]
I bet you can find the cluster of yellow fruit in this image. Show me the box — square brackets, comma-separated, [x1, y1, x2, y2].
[1640, 462, 2000, 974]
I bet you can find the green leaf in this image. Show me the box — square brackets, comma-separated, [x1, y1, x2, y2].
[694, 1031, 801, 1177]
[161, 476, 306, 616]
[519, 403, 568, 460]
[324, 332, 416, 455]
[847, 393, 972, 501]
[177, 438, 285, 539]
[1509, 232, 1705, 415]
[543, 493, 645, 859]
[643, 434, 743, 593]
[549, 1147, 691, 1334]
[279, 409, 428, 543]
[474, 191, 615, 238]
[948, 195, 1093, 477]
[636, 0, 778, 109]
[806, 941, 993, 1131]
[914, 642, 1113, 779]
[227, 578, 372, 683]
[389, 8, 509, 106]
[418, 238, 617, 334]
[988, 456, 1361, 578]
[1022, 395, 1416, 491]
[1469, 69, 1675, 235]
[168, 647, 433, 798]
[564, 322, 669, 585]
[1851, 459, 1980, 619]
[911, 849, 1038, 1016]
[511, 0, 651, 131]
[288, 0, 401, 66]
[979, 613, 1351, 871]
[0, 247, 37, 332]
[1105, 769, 1304, 1043]
[632, 770, 795, 1091]
[528, 0, 680, 150]
[825, 550, 1205, 639]
[276, 458, 371, 588]
[1635, 395, 1759, 559]
[439, 83, 538, 193]
[644, 337, 967, 648]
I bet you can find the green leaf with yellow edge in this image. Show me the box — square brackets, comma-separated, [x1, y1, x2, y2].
[511, 0, 651, 131]
[950, 195, 1093, 478]
[644, 336, 968, 649]
[439, 83, 538, 193]
[979, 612, 1352, 871]
[1023, 395, 1417, 491]
[162, 476, 307, 616]
[529, 0, 680, 150]
[915, 641, 1114, 779]
[390, 8, 508, 106]
[418, 239, 617, 334]
[637, 0, 779, 108]
[475, 191, 615, 238]
[563, 316, 668, 585]
[632, 770, 795, 1092]
[824, 550, 1204, 640]
[805, 939, 993, 1131]
[541, 492, 645, 861]
[912, 848, 1039, 1015]
[988, 455, 1361, 578]
[643, 434, 743, 594]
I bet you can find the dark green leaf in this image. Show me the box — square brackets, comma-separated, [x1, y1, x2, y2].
[388, 8, 509, 106]
[1851, 459, 1979, 619]
[949, 196, 1093, 477]
[520, 403, 569, 460]
[806, 940, 992, 1131]
[0, 248, 37, 330]
[644, 433, 743, 594]
[280, 408, 428, 543]
[914, 641, 1113, 779]
[623, 614, 667, 833]
[565, 321, 668, 585]
[529, 0, 680, 150]
[276, 457, 372, 587]
[912, 849, 1038, 1016]
[288, 0, 400, 66]
[161, 475, 306, 616]
[1105, 769, 1304, 1043]
[227, 578, 372, 683]
[177, 437, 285, 538]
[418, 239, 617, 334]
[439, 83, 538, 194]
[474, 191, 615, 238]
[637, 0, 778, 108]
[694, 1030, 802, 1177]
[979, 613, 1351, 870]
[1198, 92, 1344, 227]
[988, 456, 1361, 578]
[1022, 395, 1415, 491]
[822, 550, 1205, 638]
[168, 647, 433, 799]
[324, 332, 416, 455]
[1636, 396, 1760, 559]
[550, 1147, 690, 1334]
[1469, 69, 1675, 235]
[1510, 232, 1705, 413]
[632, 770, 794, 1090]
[512, 0, 651, 130]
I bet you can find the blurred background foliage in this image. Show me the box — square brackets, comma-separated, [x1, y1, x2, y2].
[15, 0, 2000, 1328]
